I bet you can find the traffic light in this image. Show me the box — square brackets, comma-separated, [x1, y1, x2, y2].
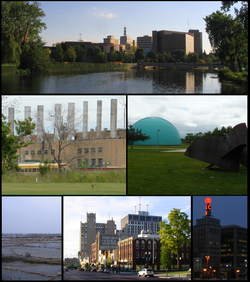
[196, 260, 200, 270]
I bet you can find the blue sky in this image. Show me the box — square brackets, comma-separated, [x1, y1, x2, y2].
[193, 196, 247, 228]
[64, 196, 191, 258]
[2, 197, 61, 234]
[38, 1, 242, 53]
[128, 95, 247, 138]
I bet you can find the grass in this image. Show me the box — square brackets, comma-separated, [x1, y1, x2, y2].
[2, 182, 126, 195]
[218, 68, 248, 86]
[128, 145, 247, 195]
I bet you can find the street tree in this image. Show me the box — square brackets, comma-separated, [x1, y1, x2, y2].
[2, 114, 36, 174]
[64, 46, 77, 62]
[127, 125, 151, 149]
[160, 243, 173, 276]
[34, 103, 86, 172]
[172, 49, 187, 63]
[55, 43, 64, 62]
[158, 208, 191, 270]
[108, 50, 118, 62]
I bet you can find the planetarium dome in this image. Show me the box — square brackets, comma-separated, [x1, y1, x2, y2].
[132, 117, 181, 145]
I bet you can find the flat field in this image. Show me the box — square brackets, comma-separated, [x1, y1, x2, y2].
[128, 146, 247, 195]
[2, 234, 61, 281]
[2, 182, 126, 195]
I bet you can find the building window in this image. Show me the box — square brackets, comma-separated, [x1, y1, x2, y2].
[78, 148, 82, 153]
[85, 159, 89, 166]
[98, 147, 102, 152]
[38, 150, 42, 155]
[136, 240, 139, 249]
[154, 241, 157, 250]
[136, 251, 139, 258]
[141, 240, 145, 249]
[141, 251, 145, 258]
[77, 159, 82, 167]
[85, 148, 89, 153]
[148, 240, 151, 249]
[44, 150, 48, 155]
[51, 149, 55, 154]
[98, 158, 103, 167]
[91, 159, 95, 166]
[91, 148, 95, 153]
[25, 151, 28, 155]
[31, 151, 35, 155]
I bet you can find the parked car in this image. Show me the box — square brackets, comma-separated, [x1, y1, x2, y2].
[138, 268, 154, 277]
[80, 268, 85, 271]
[103, 269, 110, 273]
[91, 269, 97, 272]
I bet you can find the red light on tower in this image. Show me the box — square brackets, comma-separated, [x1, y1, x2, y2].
[205, 198, 212, 216]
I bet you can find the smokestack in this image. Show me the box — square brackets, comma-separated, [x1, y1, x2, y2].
[37, 105, 44, 142]
[24, 106, 31, 142]
[83, 101, 88, 139]
[54, 104, 61, 141]
[8, 107, 15, 134]
[110, 99, 117, 138]
[68, 103, 75, 140]
[96, 100, 102, 139]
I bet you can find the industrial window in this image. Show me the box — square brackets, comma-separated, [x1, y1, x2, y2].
[31, 151, 35, 155]
[21, 169, 24, 172]
[85, 159, 89, 166]
[44, 150, 48, 154]
[98, 147, 102, 152]
[29, 168, 32, 172]
[77, 159, 82, 167]
[25, 151, 28, 155]
[91, 159, 95, 166]
[91, 148, 95, 153]
[78, 148, 82, 153]
[33, 168, 36, 172]
[51, 149, 55, 154]
[98, 158, 103, 167]
[25, 168, 28, 172]
[38, 150, 42, 155]
[85, 148, 89, 153]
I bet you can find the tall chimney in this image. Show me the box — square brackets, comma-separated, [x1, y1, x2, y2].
[96, 100, 102, 139]
[68, 103, 75, 140]
[8, 107, 15, 134]
[37, 105, 44, 142]
[24, 106, 31, 142]
[54, 104, 61, 141]
[83, 101, 88, 139]
[110, 99, 117, 138]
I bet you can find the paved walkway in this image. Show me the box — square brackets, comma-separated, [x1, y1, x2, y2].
[161, 149, 187, 152]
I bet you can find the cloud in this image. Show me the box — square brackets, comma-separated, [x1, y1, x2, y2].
[94, 11, 117, 18]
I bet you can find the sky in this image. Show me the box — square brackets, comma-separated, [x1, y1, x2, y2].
[38, 1, 242, 54]
[64, 196, 191, 258]
[3, 95, 126, 134]
[128, 95, 247, 138]
[193, 196, 247, 228]
[2, 197, 61, 234]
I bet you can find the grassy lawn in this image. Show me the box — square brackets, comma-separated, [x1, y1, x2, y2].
[2, 182, 126, 195]
[128, 145, 247, 195]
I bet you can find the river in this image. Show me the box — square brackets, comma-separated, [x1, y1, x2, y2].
[1, 69, 247, 93]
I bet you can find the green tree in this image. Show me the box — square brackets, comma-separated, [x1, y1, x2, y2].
[127, 125, 151, 149]
[106, 257, 112, 269]
[160, 243, 173, 276]
[147, 50, 158, 62]
[2, 114, 36, 174]
[39, 156, 51, 176]
[135, 48, 145, 62]
[188, 52, 199, 63]
[93, 46, 106, 63]
[75, 45, 85, 62]
[64, 46, 76, 62]
[55, 43, 64, 62]
[108, 50, 117, 62]
[172, 49, 187, 63]
[158, 208, 191, 270]
[1, 1, 46, 65]
[85, 262, 90, 269]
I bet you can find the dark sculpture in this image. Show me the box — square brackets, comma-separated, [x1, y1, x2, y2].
[184, 123, 247, 172]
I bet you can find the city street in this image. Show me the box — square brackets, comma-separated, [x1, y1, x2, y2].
[63, 269, 191, 280]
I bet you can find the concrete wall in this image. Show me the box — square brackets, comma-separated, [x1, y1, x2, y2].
[37, 105, 44, 142]
[83, 101, 88, 139]
[54, 104, 61, 141]
[68, 103, 75, 141]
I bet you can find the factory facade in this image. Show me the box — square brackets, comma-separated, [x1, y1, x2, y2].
[8, 99, 126, 169]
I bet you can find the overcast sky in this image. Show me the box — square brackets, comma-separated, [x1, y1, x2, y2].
[64, 196, 191, 259]
[128, 95, 247, 138]
[193, 196, 247, 228]
[2, 197, 61, 234]
[38, 1, 241, 54]
[3, 95, 126, 133]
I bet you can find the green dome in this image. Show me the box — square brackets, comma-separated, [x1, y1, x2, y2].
[132, 117, 181, 145]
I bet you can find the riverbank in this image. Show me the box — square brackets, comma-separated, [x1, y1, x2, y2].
[1, 64, 31, 76]
[218, 68, 248, 86]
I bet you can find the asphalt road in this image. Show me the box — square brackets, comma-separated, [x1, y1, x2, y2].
[63, 270, 159, 280]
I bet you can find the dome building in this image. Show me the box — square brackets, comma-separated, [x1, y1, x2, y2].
[132, 117, 181, 146]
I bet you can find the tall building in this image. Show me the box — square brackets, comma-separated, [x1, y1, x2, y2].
[152, 30, 195, 54]
[188, 29, 202, 54]
[220, 225, 248, 278]
[121, 211, 162, 235]
[137, 35, 152, 53]
[103, 35, 119, 44]
[193, 198, 221, 277]
[79, 213, 116, 257]
[120, 27, 137, 50]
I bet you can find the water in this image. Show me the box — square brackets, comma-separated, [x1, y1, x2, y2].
[2, 69, 246, 93]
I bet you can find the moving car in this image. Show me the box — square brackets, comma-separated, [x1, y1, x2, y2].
[138, 268, 154, 277]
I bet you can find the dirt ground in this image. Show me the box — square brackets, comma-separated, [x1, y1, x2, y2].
[2, 235, 62, 281]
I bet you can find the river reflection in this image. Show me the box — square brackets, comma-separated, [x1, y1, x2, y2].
[1, 69, 247, 94]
